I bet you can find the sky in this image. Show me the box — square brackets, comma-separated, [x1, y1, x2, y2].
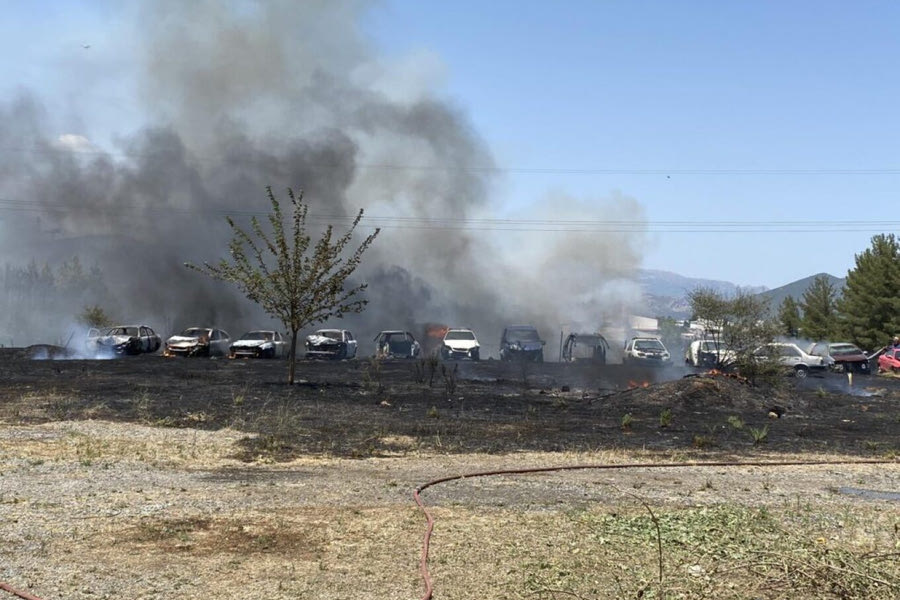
[1, 0, 898, 290]
[363, 1, 900, 288]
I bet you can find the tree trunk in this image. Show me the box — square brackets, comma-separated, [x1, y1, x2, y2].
[289, 329, 298, 384]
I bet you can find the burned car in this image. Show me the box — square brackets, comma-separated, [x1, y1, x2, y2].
[305, 329, 357, 359]
[685, 339, 736, 368]
[753, 342, 827, 378]
[86, 325, 161, 356]
[623, 336, 671, 365]
[807, 342, 870, 374]
[440, 328, 480, 361]
[164, 327, 230, 357]
[374, 330, 421, 359]
[230, 330, 287, 359]
[562, 333, 609, 363]
[499, 325, 545, 362]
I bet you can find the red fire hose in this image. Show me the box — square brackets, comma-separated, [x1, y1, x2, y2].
[413, 458, 895, 600]
[0, 583, 44, 600]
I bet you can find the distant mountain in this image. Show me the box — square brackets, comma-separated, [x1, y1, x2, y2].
[633, 269, 849, 320]
[638, 269, 767, 319]
[756, 272, 845, 310]
[639, 269, 767, 298]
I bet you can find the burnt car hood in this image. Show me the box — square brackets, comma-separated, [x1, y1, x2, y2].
[508, 341, 542, 352]
[167, 335, 207, 347]
[307, 334, 341, 346]
[96, 335, 134, 346]
[232, 339, 273, 349]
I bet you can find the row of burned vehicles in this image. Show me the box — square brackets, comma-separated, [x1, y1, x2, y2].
[374, 325, 545, 362]
[85, 325, 357, 359]
[83, 323, 549, 361]
[85, 325, 290, 359]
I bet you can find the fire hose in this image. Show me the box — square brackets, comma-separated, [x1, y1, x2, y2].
[413, 458, 895, 600]
[1, 458, 894, 600]
[0, 583, 43, 600]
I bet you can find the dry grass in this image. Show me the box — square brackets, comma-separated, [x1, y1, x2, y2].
[1, 421, 898, 599]
[422, 503, 899, 599]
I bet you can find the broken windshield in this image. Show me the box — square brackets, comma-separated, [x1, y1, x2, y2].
[106, 326, 139, 337]
[507, 328, 540, 342]
[445, 330, 475, 341]
[635, 339, 665, 351]
[241, 331, 273, 341]
[181, 328, 212, 338]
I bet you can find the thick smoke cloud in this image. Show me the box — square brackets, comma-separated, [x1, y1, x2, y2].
[0, 1, 646, 355]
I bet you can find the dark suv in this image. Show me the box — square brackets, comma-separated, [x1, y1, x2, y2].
[499, 325, 545, 362]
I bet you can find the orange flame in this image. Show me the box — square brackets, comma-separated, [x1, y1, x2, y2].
[627, 380, 650, 389]
[425, 323, 450, 339]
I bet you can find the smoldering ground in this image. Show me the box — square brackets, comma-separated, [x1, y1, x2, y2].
[0, 1, 646, 351]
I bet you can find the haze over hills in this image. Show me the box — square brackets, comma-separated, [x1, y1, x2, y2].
[638, 269, 845, 319]
[638, 269, 768, 319]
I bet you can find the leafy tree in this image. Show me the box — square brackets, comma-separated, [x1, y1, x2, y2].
[187, 187, 379, 384]
[688, 287, 779, 379]
[777, 296, 802, 337]
[78, 305, 115, 329]
[800, 275, 838, 341]
[836, 234, 900, 351]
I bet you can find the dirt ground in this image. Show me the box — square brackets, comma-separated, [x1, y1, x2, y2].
[0, 350, 898, 599]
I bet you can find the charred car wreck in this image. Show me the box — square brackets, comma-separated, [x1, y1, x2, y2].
[87, 325, 161, 356]
[230, 330, 286, 359]
[164, 327, 231, 357]
[499, 325, 545, 362]
[562, 333, 609, 363]
[305, 329, 357, 360]
[374, 330, 421, 359]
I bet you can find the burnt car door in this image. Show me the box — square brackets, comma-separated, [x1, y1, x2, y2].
[210, 329, 230, 356]
[146, 327, 161, 352]
[273, 331, 286, 358]
[344, 331, 358, 358]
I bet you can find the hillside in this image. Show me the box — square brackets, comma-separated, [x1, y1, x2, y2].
[756, 272, 845, 310]
[639, 269, 767, 318]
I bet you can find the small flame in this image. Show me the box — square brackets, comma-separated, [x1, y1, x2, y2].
[628, 380, 650, 389]
[425, 323, 449, 339]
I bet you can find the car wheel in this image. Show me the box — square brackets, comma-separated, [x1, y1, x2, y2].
[794, 365, 809, 379]
[471, 349, 480, 361]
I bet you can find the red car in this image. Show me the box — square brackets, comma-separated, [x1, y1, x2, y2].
[877, 348, 900, 373]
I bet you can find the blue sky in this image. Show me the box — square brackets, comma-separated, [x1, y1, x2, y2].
[363, 1, 900, 287]
[2, 1, 898, 289]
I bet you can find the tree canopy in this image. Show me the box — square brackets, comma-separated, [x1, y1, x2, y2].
[688, 287, 778, 378]
[836, 233, 900, 351]
[187, 187, 379, 383]
[800, 275, 838, 341]
[777, 296, 801, 338]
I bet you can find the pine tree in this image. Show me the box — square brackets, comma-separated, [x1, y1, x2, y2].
[836, 234, 900, 351]
[777, 296, 802, 337]
[800, 275, 838, 341]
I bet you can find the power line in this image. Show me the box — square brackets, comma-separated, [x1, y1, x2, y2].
[0, 200, 893, 233]
[2, 145, 900, 176]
